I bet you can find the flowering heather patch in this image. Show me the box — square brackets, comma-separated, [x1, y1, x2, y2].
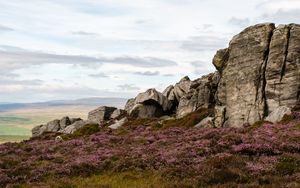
[0, 112, 300, 187]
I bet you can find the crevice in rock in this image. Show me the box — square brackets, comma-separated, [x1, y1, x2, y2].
[280, 26, 291, 82]
[261, 28, 275, 117]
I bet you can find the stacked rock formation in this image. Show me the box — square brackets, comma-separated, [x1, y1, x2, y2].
[125, 23, 300, 128]
[32, 23, 300, 137]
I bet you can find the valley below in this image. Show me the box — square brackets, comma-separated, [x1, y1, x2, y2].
[0, 98, 127, 143]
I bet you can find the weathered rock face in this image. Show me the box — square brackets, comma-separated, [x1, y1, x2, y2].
[177, 72, 220, 117]
[110, 109, 126, 119]
[126, 89, 173, 118]
[265, 24, 300, 112]
[46, 119, 61, 132]
[213, 48, 229, 72]
[215, 23, 275, 127]
[163, 85, 176, 103]
[124, 98, 135, 112]
[214, 23, 300, 127]
[173, 76, 191, 102]
[88, 106, 117, 123]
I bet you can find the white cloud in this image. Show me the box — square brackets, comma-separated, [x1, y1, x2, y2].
[0, 0, 298, 102]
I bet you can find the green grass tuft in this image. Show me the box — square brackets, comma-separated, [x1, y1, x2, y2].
[62, 124, 100, 140]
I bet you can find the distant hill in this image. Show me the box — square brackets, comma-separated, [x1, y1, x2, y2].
[0, 97, 128, 112]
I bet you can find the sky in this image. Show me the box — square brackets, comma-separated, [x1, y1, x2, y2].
[0, 0, 299, 103]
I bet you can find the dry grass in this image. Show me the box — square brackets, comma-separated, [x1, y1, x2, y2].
[11, 171, 192, 188]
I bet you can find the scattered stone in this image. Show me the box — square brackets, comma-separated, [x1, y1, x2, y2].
[265, 106, 292, 123]
[55, 136, 63, 142]
[109, 117, 128, 129]
[194, 117, 214, 128]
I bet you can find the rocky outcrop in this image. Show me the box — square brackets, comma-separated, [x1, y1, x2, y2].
[177, 72, 219, 117]
[88, 106, 117, 123]
[126, 89, 173, 118]
[214, 23, 300, 127]
[31, 23, 300, 135]
[215, 23, 275, 127]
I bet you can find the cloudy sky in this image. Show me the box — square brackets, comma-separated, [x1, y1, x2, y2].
[0, 0, 299, 103]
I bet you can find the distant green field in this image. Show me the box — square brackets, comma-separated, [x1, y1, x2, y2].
[0, 135, 30, 144]
[0, 105, 94, 144]
[0, 115, 32, 136]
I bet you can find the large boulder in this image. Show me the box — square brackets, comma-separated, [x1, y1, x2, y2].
[265, 106, 292, 123]
[32, 124, 47, 137]
[135, 88, 173, 112]
[176, 72, 219, 117]
[129, 104, 164, 118]
[88, 106, 117, 123]
[46, 119, 61, 132]
[60, 116, 71, 129]
[127, 89, 173, 118]
[31, 119, 61, 137]
[194, 117, 214, 128]
[60, 120, 97, 134]
[215, 23, 276, 127]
